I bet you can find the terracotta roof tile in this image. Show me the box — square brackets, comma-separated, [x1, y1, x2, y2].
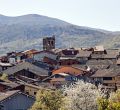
[52, 66, 84, 76]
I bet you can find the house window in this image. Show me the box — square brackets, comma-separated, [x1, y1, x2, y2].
[0, 104, 4, 110]
[103, 77, 112, 80]
[26, 91, 29, 95]
[59, 62, 61, 65]
[34, 92, 37, 95]
[51, 41, 54, 45]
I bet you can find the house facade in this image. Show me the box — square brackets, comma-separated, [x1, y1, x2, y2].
[91, 68, 120, 90]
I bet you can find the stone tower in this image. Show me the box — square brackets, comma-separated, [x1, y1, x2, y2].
[43, 35, 55, 50]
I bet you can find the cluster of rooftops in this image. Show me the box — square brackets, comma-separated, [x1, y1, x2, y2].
[0, 44, 120, 109]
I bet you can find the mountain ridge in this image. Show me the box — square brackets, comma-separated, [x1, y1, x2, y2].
[0, 14, 119, 54]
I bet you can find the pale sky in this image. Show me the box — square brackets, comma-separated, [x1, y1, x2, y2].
[0, 0, 120, 31]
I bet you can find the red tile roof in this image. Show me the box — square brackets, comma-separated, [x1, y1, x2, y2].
[52, 66, 84, 76]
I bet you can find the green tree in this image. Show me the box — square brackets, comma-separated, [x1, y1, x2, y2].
[98, 90, 120, 110]
[107, 90, 120, 110]
[31, 89, 65, 110]
[0, 73, 8, 81]
[97, 98, 109, 110]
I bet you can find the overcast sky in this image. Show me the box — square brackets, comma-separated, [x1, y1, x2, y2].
[0, 0, 120, 31]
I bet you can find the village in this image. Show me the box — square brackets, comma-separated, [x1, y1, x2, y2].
[0, 35, 120, 109]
